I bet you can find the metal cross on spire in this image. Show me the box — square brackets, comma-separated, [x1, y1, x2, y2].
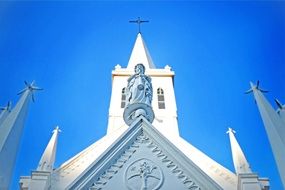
[17, 80, 43, 102]
[129, 17, 149, 33]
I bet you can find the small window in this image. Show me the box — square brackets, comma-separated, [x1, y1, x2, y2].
[157, 88, 165, 109]
[121, 87, 127, 108]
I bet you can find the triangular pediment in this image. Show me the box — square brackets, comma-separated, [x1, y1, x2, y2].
[68, 117, 222, 190]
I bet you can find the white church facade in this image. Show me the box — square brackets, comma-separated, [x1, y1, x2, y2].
[1, 29, 284, 189]
[18, 33, 271, 190]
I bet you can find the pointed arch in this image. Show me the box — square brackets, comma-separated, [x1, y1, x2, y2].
[121, 87, 127, 108]
[157, 88, 165, 109]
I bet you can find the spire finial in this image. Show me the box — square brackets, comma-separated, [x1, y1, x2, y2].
[0, 101, 12, 113]
[17, 80, 43, 102]
[226, 127, 236, 134]
[245, 80, 269, 94]
[129, 17, 149, 33]
[53, 126, 61, 133]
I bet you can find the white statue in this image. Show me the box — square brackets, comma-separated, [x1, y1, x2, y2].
[126, 64, 152, 106]
[123, 64, 154, 126]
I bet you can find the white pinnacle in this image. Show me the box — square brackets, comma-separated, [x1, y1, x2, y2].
[275, 98, 285, 124]
[0, 89, 33, 189]
[127, 33, 156, 70]
[0, 101, 11, 126]
[248, 81, 285, 188]
[227, 128, 252, 174]
[37, 126, 61, 171]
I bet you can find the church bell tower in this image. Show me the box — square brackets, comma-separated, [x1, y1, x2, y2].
[107, 33, 179, 138]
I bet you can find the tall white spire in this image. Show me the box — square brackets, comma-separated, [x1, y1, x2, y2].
[247, 81, 285, 188]
[227, 128, 252, 174]
[275, 98, 285, 124]
[0, 92, 31, 188]
[37, 126, 61, 171]
[0, 81, 41, 189]
[127, 33, 156, 70]
[0, 101, 11, 126]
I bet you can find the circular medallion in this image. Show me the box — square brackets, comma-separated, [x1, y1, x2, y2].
[125, 158, 164, 190]
[138, 84, 144, 90]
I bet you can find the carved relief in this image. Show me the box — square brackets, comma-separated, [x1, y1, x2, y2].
[125, 158, 164, 190]
[90, 143, 139, 190]
[136, 133, 150, 144]
[144, 136, 201, 190]
[90, 132, 201, 190]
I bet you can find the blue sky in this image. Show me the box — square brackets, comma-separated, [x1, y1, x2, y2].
[0, 1, 284, 189]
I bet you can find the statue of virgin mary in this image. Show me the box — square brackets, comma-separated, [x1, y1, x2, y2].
[123, 64, 154, 126]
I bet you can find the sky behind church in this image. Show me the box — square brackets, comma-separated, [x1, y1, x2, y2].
[0, 1, 284, 189]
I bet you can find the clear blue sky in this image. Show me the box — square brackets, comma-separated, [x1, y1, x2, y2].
[0, 1, 284, 189]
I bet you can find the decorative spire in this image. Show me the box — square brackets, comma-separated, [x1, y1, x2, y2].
[247, 81, 285, 187]
[0, 81, 41, 189]
[227, 128, 252, 174]
[127, 33, 156, 70]
[0, 101, 12, 112]
[37, 126, 61, 171]
[275, 99, 285, 123]
[0, 101, 12, 126]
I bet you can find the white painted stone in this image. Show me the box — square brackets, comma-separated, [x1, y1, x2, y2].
[107, 34, 179, 138]
[37, 126, 61, 172]
[71, 116, 223, 189]
[0, 106, 10, 126]
[29, 171, 51, 190]
[227, 128, 252, 174]
[0, 90, 32, 189]
[19, 34, 270, 190]
[127, 33, 155, 70]
[238, 173, 269, 190]
[250, 81, 285, 188]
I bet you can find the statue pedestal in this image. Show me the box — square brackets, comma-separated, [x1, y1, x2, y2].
[123, 103, 154, 126]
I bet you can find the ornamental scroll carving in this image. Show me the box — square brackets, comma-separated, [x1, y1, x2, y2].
[90, 132, 201, 190]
